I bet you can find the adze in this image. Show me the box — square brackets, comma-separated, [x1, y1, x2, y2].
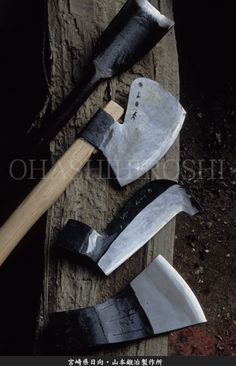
[47, 255, 207, 354]
[57, 180, 200, 276]
[26, 0, 174, 151]
[0, 78, 186, 265]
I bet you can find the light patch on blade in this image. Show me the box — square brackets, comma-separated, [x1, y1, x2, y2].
[99, 78, 186, 187]
[85, 230, 104, 255]
[98, 184, 198, 275]
[131, 255, 207, 333]
[136, 0, 175, 28]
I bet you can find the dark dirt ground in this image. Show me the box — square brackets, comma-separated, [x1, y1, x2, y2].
[0, 0, 235, 357]
[169, 0, 236, 356]
[169, 87, 236, 356]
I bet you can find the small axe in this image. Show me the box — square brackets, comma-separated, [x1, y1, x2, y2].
[57, 180, 200, 275]
[47, 255, 207, 354]
[0, 78, 186, 265]
[28, 0, 174, 152]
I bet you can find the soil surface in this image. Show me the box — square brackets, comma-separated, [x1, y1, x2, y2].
[169, 0, 236, 356]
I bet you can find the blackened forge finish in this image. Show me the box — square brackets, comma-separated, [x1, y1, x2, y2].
[48, 286, 153, 354]
[57, 180, 199, 275]
[0, 76, 184, 266]
[47, 256, 206, 354]
[35, 0, 180, 356]
[29, 0, 173, 153]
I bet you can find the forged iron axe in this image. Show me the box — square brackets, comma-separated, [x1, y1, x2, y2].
[47, 255, 207, 354]
[28, 0, 174, 150]
[57, 180, 200, 275]
[0, 78, 185, 265]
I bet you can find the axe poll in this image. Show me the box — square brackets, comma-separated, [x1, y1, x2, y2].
[0, 78, 186, 265]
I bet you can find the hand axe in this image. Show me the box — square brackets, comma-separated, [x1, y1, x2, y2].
[57, 180, 199, 275]
[47, 255, 207, 354]
[28, 0, 174, 150]
[0, 78, 185, 265]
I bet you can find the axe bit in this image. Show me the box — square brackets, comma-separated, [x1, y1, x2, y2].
[47, 255, 207, 354]
[57, 180, 200, 275]
[0, 78, 186, 265]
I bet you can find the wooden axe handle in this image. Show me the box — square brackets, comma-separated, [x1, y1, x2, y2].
[0, 101, 124, 265]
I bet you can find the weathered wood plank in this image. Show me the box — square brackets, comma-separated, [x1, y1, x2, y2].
[36, 0, 179, 355]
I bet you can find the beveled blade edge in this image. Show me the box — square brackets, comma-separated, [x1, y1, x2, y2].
[104, 180, 176, 236]
[117, 77, 186, 187]
[98, 184, 198, 275]
[131, 255, 207, 334]
[56, 180, 176, 263]
[47, 254, 206, 354]
[102, 78, 186, 187]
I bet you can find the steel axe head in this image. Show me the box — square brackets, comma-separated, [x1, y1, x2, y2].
[93, 0, 174, 78]
[57, 180, 200, 275]
[81, 78, 186, 186]
[47, 255, 206, 354]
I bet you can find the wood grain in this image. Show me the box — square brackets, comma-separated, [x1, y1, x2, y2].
[35, 0, 180, 356]
[0, 102, 123, 266]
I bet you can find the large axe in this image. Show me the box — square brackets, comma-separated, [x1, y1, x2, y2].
[57, 180, 200, 275]
[26, 0, 174, 152]
[47, 255, 207, 354]
[0, 78, 185, 265]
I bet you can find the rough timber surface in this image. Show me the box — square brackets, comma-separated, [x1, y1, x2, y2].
[36, 0, 180, 356]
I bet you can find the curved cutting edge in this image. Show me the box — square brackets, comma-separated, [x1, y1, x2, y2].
[57, 181, 199, 274]
[98, 183, 198, 275]
[99, 78, 186, 186]
[47, 255, 206, 354]
[81, 78, 186, 187]
[131, 255, 207, 333]
[57, 180, 177, 262]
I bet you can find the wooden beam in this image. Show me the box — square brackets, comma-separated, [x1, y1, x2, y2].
[35, 0, 180, 356]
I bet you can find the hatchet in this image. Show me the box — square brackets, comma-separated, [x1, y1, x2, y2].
[58, 180, 200, 275]
[0, 78, 186, 265]
[27, 0, 174, 151]
[47, 255, 207, 354]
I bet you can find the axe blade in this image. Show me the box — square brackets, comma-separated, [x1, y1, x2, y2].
[47, 255, 206, 354]
[28, 0, 174, 152]
[93, 0, 174, 78]
[57, 180, 200, 275]
[82, 78, 186, 187]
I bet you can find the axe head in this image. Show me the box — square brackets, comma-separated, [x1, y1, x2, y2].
[94, 0, 174, 78]
[82, 78, 186, 186]
[57, 180, 200, 275]
[47, 255, 206, 354]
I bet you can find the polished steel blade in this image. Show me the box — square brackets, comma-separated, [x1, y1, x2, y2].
[93, 0, 174, 78]
[82, 78, 186, 186]
[47, 255, 206, 354]
[131, 255, 207, 333]
[57, 181, 199, 273]
[98, 183, 198, 275]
